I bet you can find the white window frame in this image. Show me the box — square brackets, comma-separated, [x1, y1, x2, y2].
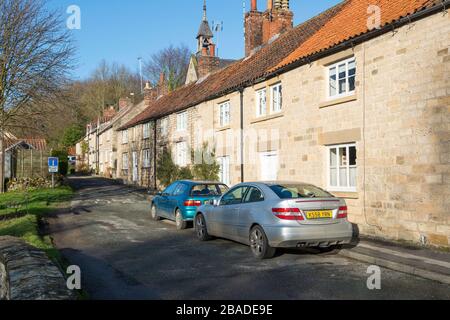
[143, 122, 151, 139]
[256, 88, 267, 117]
[327, 57, 356, 100]
[218, 156, 231, 186]
[175, 141, 188, 167]
[142, 149, 151, 168]
[122, 130, 128, 144]
[160, 117, 169, 136]
[122, 153, 129, 170]
[177, 112, 188, 132]
[327, 143, 357, 192]
[270, 83, 282, 113]
[218, 101, 231, 127]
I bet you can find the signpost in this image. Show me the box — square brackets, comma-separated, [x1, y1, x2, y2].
[48, 157, 59, 188]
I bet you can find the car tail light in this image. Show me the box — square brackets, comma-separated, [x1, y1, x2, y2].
[184, 200, 202, 207]
[272, 208, 304, 221]
[337, 206, 348, 219]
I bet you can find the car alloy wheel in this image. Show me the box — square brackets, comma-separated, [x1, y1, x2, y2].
[250, 226, 276, 259]
[175, 209, 187, 230]
[195, 214, 211, 241]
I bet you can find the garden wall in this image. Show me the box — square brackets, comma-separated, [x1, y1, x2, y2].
[0, 236, 74, 300]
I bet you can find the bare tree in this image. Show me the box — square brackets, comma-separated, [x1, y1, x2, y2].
[0, 0, 75, 192]
[144, 44, 191, 91]
[11, 61, 143, 151]
[78, 61, 142, 119]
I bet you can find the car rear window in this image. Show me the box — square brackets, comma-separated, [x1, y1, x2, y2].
[190, 184, 228, 197]
[269, 184, 333, 199]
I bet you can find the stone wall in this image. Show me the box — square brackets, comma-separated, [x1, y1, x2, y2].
[0, 260, 7, 300]
[0, 236, 74, 300]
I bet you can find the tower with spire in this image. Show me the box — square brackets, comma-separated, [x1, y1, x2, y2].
[185, 0, 236, 84]
[196, 0, 214, 56]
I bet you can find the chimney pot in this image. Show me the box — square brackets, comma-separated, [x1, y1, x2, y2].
[251, 0, 257, 11]
[159, 72, 165, 86]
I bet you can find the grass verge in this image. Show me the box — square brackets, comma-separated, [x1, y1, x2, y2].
[0, 187, 73, 267]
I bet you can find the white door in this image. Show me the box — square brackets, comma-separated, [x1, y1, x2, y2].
[132, 152, 138, 183]
[260, 152, 279, 181]
[219, 156, 230, 186]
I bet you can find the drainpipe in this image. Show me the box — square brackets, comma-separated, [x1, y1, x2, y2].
[153, 120, 157, 191]
[239, 88, 245, 183]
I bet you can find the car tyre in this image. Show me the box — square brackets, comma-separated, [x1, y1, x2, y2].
[195, 214, 212, 241]
[250, 226, 276, 259]
[150, 204, 161, 221]
[318, 245, 342, 254]
[175, 209, 187, 230]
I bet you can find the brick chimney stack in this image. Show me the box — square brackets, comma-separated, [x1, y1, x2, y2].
[245, 0, 293, 56]
[245, 0, 264, 56]
[103, 105, 117, 118]
[144, 82, 158, 105]
[143, 74, 170, 106]
[157, 72, 169, 96]
[118, 97, 131, 110]
[262, 0, 293, 44]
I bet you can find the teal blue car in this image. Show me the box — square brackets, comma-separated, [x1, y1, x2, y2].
[150, 181, 229, 230]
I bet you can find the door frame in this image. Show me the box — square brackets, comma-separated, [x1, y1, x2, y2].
[132, 151, 138, 183]
[259, 151, 279, 181]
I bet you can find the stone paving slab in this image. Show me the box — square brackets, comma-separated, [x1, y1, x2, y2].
[340, 238, 450, 285]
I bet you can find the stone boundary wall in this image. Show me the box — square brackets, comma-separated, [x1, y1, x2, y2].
[0, 236, 74, 300]
[0, 259, 7, 300]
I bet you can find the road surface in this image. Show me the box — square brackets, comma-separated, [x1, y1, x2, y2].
[48, 177, 450, 300]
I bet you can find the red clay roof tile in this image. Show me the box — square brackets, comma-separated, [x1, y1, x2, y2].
[271, 0, 441, 72]
[121, 0, 443, 130]
[120, 1, 345, 130]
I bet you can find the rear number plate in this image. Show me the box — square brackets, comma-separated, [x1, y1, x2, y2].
[305, 210, 333, 220]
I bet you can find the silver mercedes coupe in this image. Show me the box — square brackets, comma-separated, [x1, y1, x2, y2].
[194, 182, 353, 259]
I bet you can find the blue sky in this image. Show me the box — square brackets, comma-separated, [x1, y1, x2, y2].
[47, 0, 342, 80]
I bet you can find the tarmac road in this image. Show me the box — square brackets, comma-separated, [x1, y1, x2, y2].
[48, 177, 450, 300]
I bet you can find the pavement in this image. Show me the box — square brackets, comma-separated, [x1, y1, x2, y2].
[47, 176, 450, 300]
[340, 238, 450, 285]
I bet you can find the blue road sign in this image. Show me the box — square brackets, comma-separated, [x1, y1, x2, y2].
[48, 157, 59, 173]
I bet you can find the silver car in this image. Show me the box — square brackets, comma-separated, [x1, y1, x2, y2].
[195, 182, 353, 259]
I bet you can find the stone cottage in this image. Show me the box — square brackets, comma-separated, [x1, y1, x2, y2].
[117, 0, 450, 248]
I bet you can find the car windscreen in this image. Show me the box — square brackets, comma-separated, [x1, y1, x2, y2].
[190, 184, 229, 197]
[269, 184, 333, 199]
